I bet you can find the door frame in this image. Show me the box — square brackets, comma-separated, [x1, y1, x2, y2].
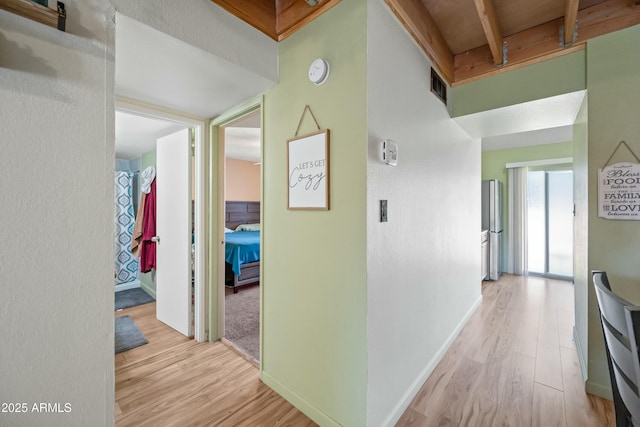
[116, 96, 208, 342]
[208, 96, 263, 360]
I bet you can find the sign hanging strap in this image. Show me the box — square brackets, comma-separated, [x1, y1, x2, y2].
[295, 105, 321, 137]
[602, 140, 640, 169]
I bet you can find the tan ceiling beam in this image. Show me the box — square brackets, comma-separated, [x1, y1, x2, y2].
[473, 0, 503, 66]
[564, 0, 579, 46]
[384, 0, 454, 84]
[454, 0, 640, 85]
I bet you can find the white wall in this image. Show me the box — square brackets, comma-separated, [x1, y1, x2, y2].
[0, 1, 116, 425]
[112, 0, 278, 83]
[366, 1, 482, 425]
[0, 1, 279, 425]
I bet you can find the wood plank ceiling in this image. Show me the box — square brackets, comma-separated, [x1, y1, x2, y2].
[386, 0, 640, 85]
[213, 0, 640, 86]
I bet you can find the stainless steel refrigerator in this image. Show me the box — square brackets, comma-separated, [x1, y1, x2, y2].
[482, 179, 502, 280]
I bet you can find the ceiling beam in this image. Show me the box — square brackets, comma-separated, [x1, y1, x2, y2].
[564, 0, 579, 46]
[473, 0, 504, 66]
[454, 0, 640, 85]
[384, 0, 454, 84]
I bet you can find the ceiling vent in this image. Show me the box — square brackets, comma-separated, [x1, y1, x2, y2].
[430, 67, 447, 105]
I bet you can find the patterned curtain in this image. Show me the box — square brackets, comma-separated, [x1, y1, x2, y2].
[114, 171, 139, 284]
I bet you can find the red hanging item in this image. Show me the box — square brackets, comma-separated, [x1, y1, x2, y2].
[139, 179, 156, 272]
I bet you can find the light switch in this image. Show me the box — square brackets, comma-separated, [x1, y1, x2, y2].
[380, 200, 388, 222]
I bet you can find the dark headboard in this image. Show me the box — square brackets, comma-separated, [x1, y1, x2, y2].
[225, 201, 260, 230]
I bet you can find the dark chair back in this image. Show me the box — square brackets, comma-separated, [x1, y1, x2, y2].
[592, 270, 640, 426]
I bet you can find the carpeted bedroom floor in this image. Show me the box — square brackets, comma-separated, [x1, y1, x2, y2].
[224, 284, 259, 361]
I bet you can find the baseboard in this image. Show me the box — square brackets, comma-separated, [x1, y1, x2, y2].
[114, 280, 140, 292]
[139, 281, 156, 299]
[574, 327, 613, 400]
[382, 294, 484, 427]
[586, 380, 613, 400]
[573, 326, 588, 381]
[261, 371, 342, 427]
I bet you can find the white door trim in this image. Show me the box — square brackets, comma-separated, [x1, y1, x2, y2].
[208, 96, 263, 357]
[116, 96, 208, 343]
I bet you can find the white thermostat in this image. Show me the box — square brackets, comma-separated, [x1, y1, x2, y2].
[380, 139, 398, 166]
[308, 58, 330, 86]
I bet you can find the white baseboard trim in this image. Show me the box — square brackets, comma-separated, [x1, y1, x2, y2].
[140, 281, 156, 299]
[115, 280, 140, 292]
[261, 371, 342, 427]
[586, 380, 613, 400]
[382, 294, 484, 427]
[573, 326, 588, 381]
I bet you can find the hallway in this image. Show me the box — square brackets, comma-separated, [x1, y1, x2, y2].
[397, 275, 615, 426]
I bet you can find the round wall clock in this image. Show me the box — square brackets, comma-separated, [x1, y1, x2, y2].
[308, 58, 330, 86]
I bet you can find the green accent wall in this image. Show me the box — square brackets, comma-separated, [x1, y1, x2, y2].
[451, 51, 586, 117]
[261, 1, 368, 426]
[482, 142, 573, 271]
[585, 24, 640, 397]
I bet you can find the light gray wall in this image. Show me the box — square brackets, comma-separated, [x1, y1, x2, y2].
[366, 1, 482, 424]
[0, 1, 116, 425]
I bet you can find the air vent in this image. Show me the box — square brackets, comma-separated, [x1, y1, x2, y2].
[430, 67, 447, 105]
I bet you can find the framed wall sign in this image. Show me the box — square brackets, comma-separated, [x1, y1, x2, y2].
[598, 162, 640, 220]
[287, 129, 330, 210]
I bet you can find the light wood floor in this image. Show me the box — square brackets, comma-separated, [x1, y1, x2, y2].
[114, 302, 316, 427]
[397, 274, 616, 427]
[116, 276, 615, 426]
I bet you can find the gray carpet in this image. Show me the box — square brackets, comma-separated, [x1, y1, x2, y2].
[115, 315, 148, 354]
[115, 287, 155, 311]
[225, 284, 260, 361]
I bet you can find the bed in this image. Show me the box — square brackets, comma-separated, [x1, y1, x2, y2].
[225, 201, 260, 292]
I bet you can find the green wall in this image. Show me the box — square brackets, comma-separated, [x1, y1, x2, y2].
[261, 1, 368, 425]
[585, 25, 640, 397]
[482, 142, 574, 270]
[139, 149, 156, 296]
[452, 51, 586, 117]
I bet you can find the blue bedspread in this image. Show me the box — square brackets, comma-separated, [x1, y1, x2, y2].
[225, 231, 260, 276]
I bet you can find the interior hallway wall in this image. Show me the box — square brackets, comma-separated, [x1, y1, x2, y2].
[262, 1, 368, 425]
[585, 24, 640, 397]
[0, 2, 116, 425]
[366, 1, 482, 424]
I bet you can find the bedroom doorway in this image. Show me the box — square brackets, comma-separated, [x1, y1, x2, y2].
[211, 99, 263, 363]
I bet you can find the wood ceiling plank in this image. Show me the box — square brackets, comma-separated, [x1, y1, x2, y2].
[424, 0, 487, 54]
[276, 0, 342, 41]
[385, 0, 455, 83]
[473, 0, 504, 65]
[564, 0, 580, 45]
[453, 0, 640, 85]
[494, 0, 565, 37]
[210, 0, 277, 40]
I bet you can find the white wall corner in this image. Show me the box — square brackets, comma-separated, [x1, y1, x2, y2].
[380, 295, 483, 427]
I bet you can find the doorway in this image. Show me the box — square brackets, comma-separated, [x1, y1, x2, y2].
[209, 98, 263, 363]
[116, 99, 207, 341]
[527, 169, 574, 279]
